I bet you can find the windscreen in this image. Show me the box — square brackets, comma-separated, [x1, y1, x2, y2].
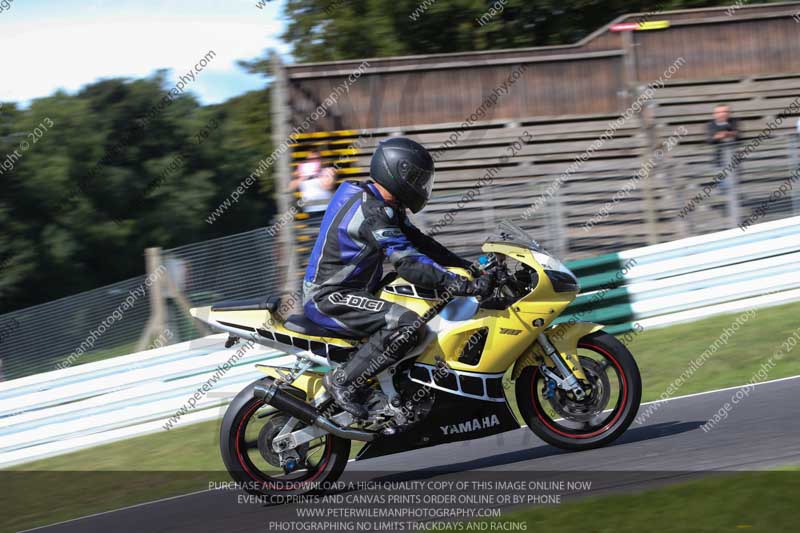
[485, 221, 574, 277]
[484, 220, 545, 252]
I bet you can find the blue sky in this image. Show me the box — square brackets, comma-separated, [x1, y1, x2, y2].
[0, 0, 290, 106]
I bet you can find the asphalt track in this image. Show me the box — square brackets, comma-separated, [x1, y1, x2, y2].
[26, 375, 800, 533]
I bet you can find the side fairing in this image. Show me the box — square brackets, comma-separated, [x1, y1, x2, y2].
[355, 392, 519, 461]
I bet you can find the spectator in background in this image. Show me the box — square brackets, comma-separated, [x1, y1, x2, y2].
[289, 149, 336, 223]
[707, 104, 740, 171]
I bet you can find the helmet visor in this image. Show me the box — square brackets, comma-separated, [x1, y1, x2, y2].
[401, 160, 435, 200]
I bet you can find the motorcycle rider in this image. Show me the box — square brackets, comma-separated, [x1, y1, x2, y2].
[302, 137, 493, 419]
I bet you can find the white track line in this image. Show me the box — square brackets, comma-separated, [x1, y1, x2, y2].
[637, 373, 800, 406]
[19, 373, 800, 532]
[19, 488, 215, 532]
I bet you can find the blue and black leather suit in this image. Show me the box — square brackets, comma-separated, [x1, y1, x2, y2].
[302, 180, 470, 348]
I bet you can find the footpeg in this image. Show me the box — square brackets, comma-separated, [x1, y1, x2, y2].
[225, 335, 240, 348]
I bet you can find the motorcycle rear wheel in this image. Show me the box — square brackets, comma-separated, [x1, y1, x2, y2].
[515, 330, 642, 450]
[220, 378, 351, 497]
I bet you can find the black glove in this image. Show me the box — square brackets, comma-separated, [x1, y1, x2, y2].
[449, 275, 494, 299]
[466, 260, 483, 278]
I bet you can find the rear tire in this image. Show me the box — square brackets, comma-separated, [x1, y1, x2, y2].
[220, 378, 351, 497]
[515, 331, 641, 451]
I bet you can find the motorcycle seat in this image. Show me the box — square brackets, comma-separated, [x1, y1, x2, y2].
[284, 314, 362, 340]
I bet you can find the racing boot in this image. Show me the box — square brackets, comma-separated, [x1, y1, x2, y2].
[323, 326, 420, 419]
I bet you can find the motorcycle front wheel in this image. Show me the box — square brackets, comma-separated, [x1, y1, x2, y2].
[515, 330, 642, 450]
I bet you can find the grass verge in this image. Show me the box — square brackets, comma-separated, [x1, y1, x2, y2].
[629, 301, 800, 402]
[482, 468, 800, 532]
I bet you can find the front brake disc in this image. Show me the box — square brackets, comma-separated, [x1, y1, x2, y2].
[547, 356, 611, 422]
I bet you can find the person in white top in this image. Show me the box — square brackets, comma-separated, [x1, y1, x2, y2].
[289, 150, 336, 215]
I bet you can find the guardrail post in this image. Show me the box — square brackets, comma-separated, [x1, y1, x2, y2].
[271, 51, 299, 294]
[482, 186, 495, 236]
[723, 144, 741, 228]
[550, 184, 567, 258]
[620, 30, 637, 108]
[136, 247, 169, 352]
[792, 134, 800, 215]
[162, 255, 210, 340]
[641, 101, 659, 245]
[667, 152, 688, 239]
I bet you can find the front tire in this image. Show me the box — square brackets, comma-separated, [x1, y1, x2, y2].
[220, 378, 351, 497]
[516, 330, 641, 450]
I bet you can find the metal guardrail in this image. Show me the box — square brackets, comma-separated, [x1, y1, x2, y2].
[0, 335, 283, 468]
[559, 215, 800, 333]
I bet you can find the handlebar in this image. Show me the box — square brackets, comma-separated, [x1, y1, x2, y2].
[421, 255, 516, 325]
[476, 254, 520, 301]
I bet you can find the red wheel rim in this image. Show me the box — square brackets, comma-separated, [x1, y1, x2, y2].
[530, 342, 628, 439]
[234, 401, 333, 491]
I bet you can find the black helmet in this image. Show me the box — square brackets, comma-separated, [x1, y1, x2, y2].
[370, 137, 434, 213]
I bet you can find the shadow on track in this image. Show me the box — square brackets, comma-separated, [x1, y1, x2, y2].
[253, 421, 704, 508]
[372, 420, 704, 483]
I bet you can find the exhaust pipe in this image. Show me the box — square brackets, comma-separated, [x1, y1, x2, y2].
[254, 379, 376, 442]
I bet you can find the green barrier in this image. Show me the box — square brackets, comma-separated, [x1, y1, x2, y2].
[569, 285, 628, 309]
[559, 250, 635, 331]
[565, 252, 621, 274]
[554, 302, 635, 327]
[604, 322, 637, 335]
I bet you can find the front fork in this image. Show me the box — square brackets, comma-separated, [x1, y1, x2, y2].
[536, 334, 587, 400]
[513, 323, 602, 386]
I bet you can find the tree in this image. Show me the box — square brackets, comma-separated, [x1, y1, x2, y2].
[0, 76, 275, 314]
[282, 0, 763, 63]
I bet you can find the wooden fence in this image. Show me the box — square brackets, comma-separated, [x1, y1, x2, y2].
[288, 72, 800, 268]
[278, 2, 800, 281]
[282, 2, 800, 130]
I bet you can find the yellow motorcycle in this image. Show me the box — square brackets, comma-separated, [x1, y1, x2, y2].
[190, 221, 641, 496]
